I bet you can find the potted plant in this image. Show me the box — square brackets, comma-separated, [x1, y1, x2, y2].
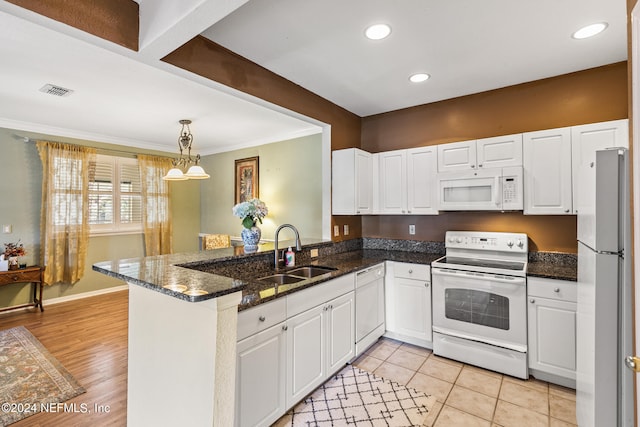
[4, 241, 26, 270]
[232, 198, 268, 251]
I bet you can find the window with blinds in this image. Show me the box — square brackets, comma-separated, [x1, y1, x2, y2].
[89, 154, 142, 233]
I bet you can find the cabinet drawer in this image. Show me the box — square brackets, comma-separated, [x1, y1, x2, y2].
[0, 269, 41, 286]
[237, 297, 287, 341]
[287, 273, 355, 318]
[527, 277, 576, 302]
[394, 263, 430, 281]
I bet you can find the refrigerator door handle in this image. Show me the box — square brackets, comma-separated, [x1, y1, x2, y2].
[624, 355, 640, 372]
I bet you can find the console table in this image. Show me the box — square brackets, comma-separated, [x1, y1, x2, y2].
[0, 266, 45, 313]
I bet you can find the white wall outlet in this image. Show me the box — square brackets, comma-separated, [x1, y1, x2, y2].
[2, 224, 12, 234]
[310, 248, 319, 258]
[343, 224, 349, 235]
[334, 225, 340, 236]
[409, 224, 416, 235]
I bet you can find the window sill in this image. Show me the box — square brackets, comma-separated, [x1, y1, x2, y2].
[90, 230, 143, 238]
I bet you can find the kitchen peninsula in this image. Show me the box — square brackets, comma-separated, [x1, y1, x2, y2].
[93, 237, 575, 426]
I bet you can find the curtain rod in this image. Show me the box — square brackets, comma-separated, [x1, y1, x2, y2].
[16, 135, 175, 159]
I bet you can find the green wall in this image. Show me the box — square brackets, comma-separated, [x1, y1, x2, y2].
[199, 134, 323, 242]
[0, 127, 200, 308]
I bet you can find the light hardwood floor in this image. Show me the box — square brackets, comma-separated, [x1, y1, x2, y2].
[1, 290, 128, 426]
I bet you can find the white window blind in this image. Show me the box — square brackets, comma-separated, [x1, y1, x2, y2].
[89, 155, 142, 234]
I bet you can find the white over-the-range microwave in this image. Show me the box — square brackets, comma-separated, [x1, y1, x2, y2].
[437, 166, 523, 211]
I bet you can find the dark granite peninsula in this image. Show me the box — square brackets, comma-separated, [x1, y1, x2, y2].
[92, 236, 575, 426]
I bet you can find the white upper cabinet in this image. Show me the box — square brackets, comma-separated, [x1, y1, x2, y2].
[523, 128, 573, 215]
[437, 134, 523, 172]
[332, 148, 372, 215]
[477, 134, 523, 169]
[407, 147, 439, 214]
[376, 147, 438, 215]
[377, 150, 407, 214]
[437, 140, 477, 172]
[571, 119, 629, 216]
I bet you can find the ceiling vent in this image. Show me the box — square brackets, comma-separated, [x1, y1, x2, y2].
[39, 84, 73, 97]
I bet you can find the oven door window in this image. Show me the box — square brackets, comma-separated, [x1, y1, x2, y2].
[444, 289, 509, 330]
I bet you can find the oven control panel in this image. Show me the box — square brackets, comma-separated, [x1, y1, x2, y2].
[445, 231, 528, 252]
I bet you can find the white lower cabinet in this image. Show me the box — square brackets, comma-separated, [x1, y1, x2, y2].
[286, 303, 326, 407]
[236, 273, 355, 427]
[527, 276, 577, 388]
[236, 322, 287, 427]
[384, 261, 432, 347]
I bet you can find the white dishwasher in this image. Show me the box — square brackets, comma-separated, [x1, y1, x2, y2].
[355, 263, 385, 356]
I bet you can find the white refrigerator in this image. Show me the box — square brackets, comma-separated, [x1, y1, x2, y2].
[576, 148, 633, 426]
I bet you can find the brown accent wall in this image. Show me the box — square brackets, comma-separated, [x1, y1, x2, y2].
[162, 37, 361, 151]
[6, 0, 139, 51]
[362, 62, 628, 153]
[361, 63, 628, 253]
[363, 214, 577, 253]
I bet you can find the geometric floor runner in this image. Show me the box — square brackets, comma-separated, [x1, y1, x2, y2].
[279, 365, 436, 426]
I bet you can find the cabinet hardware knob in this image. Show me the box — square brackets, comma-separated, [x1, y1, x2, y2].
[282, 325, 288, 331]
[259, 315, 266, 322]
[407, 210, 411, 213]
[408, 269, 413, 274]
[425, 283, 429, 287]
[12, 276, 19, 281]
[564, 209, 570, 213]
[529, 298, 535, 303]
[479, 164, 483, 168]
[554, 288, 560, 293]
[471, 165, 475, 169]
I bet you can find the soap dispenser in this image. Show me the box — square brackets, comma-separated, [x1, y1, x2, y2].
[285, 247, 295, 267]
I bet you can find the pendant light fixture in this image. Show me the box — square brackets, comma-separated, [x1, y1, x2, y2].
[163, 119, 210, 181]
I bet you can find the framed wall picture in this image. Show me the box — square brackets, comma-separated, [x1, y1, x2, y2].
[235, 156, 259, 204]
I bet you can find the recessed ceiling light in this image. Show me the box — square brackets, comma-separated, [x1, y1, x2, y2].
[365, 24, 391, 40]
[572, 22, 608, 39]
[409, 73, 430, 83]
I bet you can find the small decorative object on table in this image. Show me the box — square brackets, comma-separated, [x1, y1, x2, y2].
[232, 198, 268, 253]
[4, 240, 26, 271]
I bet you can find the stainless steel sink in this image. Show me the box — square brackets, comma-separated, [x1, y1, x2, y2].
[286, 266, 337, 278]
[257, 274, 306, 285]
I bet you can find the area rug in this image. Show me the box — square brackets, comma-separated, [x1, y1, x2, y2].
[281, 365, 436, 426]
[0, 326, 85, 426]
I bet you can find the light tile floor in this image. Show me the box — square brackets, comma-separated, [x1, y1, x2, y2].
[352, 338, 577, 427]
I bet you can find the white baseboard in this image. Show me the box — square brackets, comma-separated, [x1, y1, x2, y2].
[44, 284, 129, 306]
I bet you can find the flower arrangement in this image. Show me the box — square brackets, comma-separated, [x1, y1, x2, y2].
[4, 240, 26, 258]
[232, 198, 268, 229]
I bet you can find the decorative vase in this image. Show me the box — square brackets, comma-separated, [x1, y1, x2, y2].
[8, 257, 18, 270]
[241, 226, 261, 252]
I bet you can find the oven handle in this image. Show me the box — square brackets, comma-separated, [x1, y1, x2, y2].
[432, 268, 526, 285]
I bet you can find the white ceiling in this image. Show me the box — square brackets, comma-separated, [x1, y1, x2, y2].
[0, 0, 628, 154]
[203, 0, 628, 116]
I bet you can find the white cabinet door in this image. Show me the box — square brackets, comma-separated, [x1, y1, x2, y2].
[378, 150, 407, 214]
[286, 304, 325, 408]
[236, 322, 287, 427]
[437, 140, 477, 172]
[332, 148, 372, 215]
[326, 292, 355, 374]
[571, 119, 628, 216]
[528, 296, 577, 380]
[407, 146, 438, 214]
[523, 127, 573, 215]
[355, 149, 373, 214]
[393, 277, 432, 342]
[477, 134, 523, 169]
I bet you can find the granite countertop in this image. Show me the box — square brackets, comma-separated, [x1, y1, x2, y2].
[527, 262, 577, 281]
[93, 236, 577, 311]
[527, 252, 578, 281]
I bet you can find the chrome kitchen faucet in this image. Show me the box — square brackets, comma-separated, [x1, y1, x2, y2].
[274, 224, 302, 269]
